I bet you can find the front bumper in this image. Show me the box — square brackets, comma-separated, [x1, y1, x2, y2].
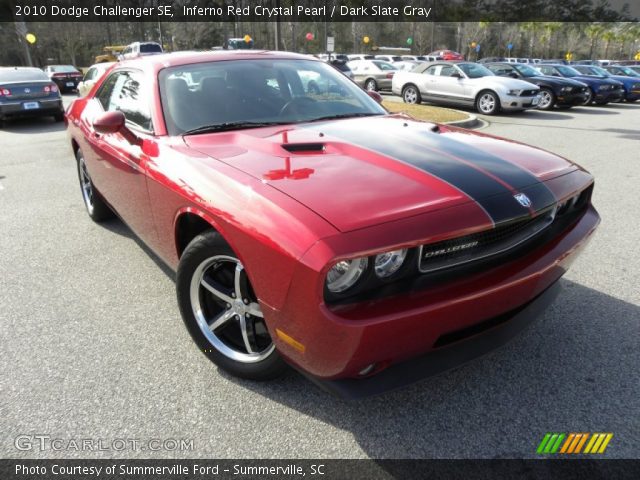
[499, 93, 540, 110]
[266, 199, 599, 395]
[0, 98, 63, 119]
[556, 91, 588, 106]
[594, 88, 625, 103]
[304, 281, 562, 399]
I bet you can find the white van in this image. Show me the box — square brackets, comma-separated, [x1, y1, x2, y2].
[119, 42, 163, 61]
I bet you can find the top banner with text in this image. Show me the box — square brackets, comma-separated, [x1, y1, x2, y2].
[2, 0, 639, 22]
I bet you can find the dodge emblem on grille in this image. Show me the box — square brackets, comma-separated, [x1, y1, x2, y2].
[24, 88, 30, 93]
[514, 193, 532, 208]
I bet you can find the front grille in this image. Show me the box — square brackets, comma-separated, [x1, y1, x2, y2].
[419, 208, 556, 273]
[520, 89, 539, 97]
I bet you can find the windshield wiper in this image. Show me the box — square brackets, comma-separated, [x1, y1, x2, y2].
[307, 112, 383, 123]
[182, 121, 287, 135]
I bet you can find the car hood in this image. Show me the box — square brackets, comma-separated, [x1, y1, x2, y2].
[606, 74, 640, 85]
[570, 75, 622, 86]
[184, 116, 577, 232]
[530, 75, 587, 87]
[478, 76, 537, 89]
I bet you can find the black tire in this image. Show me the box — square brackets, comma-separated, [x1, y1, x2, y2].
[475, 90, 500, 115]
[626, 98, 637, 103]
[176, 231, 287, 381]
[76, 149, 113, 222]
[53, 112, 64, 122]
[581, 88, 594, 106]
[537, 88, 556, 110]
[595, 99, 609, 105]
[364, 78, 378, 92]
[402, 84, 421, 104]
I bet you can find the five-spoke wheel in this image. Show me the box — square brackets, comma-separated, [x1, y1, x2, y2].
[177, 231, 287, 380]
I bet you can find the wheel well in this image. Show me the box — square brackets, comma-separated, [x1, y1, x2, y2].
[402, 83, 419, 94]
[175, 213, 215, 258]
[475, 89, 500, 107]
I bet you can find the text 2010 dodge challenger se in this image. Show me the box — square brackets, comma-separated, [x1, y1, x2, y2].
[66, 51, 599, 397]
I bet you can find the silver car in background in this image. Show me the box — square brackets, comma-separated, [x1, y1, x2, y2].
[347, 59, 398, 92]
[392, 61, 541, 115]
[77, 62, 114, 97]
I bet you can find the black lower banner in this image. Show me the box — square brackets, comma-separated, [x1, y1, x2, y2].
[1, 459, 639, 480]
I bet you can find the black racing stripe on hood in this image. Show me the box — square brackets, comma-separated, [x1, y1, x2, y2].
[307, 120, 556, 224]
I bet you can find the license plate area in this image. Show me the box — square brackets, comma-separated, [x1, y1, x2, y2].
[23, 102, 39, 110]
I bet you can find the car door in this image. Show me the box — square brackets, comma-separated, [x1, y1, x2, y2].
[83, 69, 157, 244]
[435, 64, 466, 101]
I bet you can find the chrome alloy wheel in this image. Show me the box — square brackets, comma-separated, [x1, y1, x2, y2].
[403, 86, 419, 104]
[538, 90, 554, 109]
[478, 93, 497, 114]
[78, 156, 94, 214]
[189, 255, 274, 363]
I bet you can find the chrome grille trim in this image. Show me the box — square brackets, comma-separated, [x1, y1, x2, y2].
[418, 206, 557, 274]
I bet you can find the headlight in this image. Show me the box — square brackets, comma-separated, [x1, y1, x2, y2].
[326, 257, 368, 293]
[374, 249, 408, 278]
[507, 89, 522, 96]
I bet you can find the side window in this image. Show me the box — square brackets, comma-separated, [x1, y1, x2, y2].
[95, 72, 119, 110]
[96, 71, 152, 132]
[439, 65, 455, 76]
[424, 65, 439, 75]
[84, 68, 97, 82]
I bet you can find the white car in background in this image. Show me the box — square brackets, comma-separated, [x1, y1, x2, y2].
[347, 59, 398, 91]
[392, 61, 541, 115]
[77, 62, 114, 97]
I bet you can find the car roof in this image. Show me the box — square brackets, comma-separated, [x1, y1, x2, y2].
[116, 50, 318, 73]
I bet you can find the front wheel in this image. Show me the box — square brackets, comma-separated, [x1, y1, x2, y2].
[476, 91, 500, 115]
[581, 88, 594, 106]
[537, 88, 555, 110]
[402, 85, 421, 104]
[176, 231, 287, 380]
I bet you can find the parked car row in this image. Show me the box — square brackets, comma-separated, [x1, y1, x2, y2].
[391, 59, 639, 115]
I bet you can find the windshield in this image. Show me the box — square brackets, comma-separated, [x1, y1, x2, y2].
[614, 66, 637, 76]
[160, 59, 386, 135]
[371, 61, 396, 71]
[457, 63, 494, 78]
[556, 66, 582, 77]
[0, 68, 49, 82]
[50, 65, 78, 73]
[514, 64, 541, 77]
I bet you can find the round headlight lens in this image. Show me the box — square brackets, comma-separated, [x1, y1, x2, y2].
[326, 257, 368, 293]
[374, 249, 407, 278]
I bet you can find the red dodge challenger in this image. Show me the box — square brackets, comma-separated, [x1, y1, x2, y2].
[66, 51, 599, 397]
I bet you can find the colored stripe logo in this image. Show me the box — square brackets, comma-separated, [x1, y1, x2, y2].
[537, 433, 613, 454]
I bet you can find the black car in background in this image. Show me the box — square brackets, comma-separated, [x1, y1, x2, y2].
[0, 67, 64, 126]
[486, 62, 589, 109]
[536, 64, 624, 105]
[44, 65, 83, 92]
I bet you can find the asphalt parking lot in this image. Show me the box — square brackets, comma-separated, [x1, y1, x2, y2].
[1, 95, 638, 460]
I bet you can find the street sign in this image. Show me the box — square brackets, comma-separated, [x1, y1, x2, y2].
[327, 36, 335, 52]
[476, 44, 481, 52]
[507, 43, 513, 50]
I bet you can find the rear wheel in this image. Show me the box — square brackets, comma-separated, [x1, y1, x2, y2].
[76, 149, 113, 222]
[537, 88, 555, 110]
[176, 231, 287, 380]
[365, 78, 378, 92]
[476, 91, 500, 115]
[402, 85, 421, 104]
[53, 112, 64, 122]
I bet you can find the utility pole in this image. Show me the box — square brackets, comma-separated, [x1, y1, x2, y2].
[14, 18, 33, 66]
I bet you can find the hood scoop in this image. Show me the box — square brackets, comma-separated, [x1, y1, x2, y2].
[281, 143, 325, 154]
